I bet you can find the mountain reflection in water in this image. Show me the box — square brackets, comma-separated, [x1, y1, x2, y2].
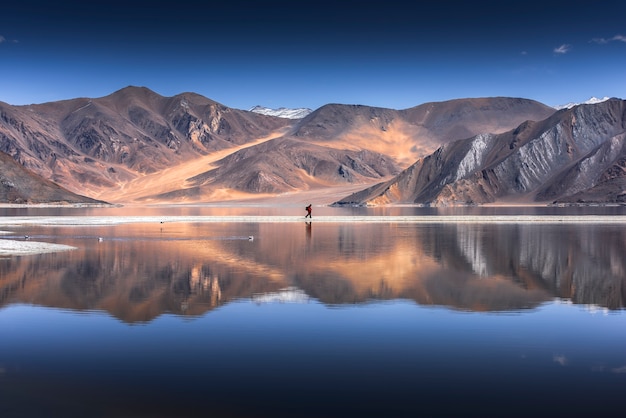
[1, 218, 625, 322]
[1, 209, 626, 418]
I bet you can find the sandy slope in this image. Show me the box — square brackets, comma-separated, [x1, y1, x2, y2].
[92, 130, 290, 204]
[88, 123, 401, 206]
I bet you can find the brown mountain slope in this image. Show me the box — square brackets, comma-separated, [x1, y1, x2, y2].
[335, 99, 626, 206]
[130, 97, 554, 204]
[0, 151, 105, 204]
[187, 137, 401, 193]
[2, 89, 559, 204]
[290, 98, 555, 167]
[98, 136, 401, 204]
[0, 86, 294, 200]
[91, 132, 287, 204]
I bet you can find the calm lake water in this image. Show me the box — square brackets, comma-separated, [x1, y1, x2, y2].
[1, 205, 626, 417]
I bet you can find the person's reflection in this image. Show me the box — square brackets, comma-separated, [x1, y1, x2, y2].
[305, 221, 312, 239]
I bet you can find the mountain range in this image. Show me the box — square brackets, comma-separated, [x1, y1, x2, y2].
[1, 86, 623, 206]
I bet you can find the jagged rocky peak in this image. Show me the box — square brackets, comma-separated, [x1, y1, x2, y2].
[335, 98, 626, 206]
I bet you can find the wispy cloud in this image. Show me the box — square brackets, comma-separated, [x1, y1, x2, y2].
[553, 354, 568, 366]
[612, 365, 626, 374]
[0, 35, 18, 44]
[554, 44, 572, 54]
[592, 34, 626, 44]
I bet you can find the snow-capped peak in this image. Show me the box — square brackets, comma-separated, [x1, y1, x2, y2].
[554, 96, 610, 110]
[249, 105, 312, 119]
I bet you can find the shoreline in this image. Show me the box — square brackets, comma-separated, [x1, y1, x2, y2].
[1, 200, 624, 209]
[1, 214, 625, 226]
[2, 212, 625, 256]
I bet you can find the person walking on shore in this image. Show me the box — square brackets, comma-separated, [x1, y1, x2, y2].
[305, 204, 312, 219]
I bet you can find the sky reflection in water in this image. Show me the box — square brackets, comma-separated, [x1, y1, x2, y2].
[1, 207, 625, 417]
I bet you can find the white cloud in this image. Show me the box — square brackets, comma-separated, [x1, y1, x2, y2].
[554, 44, 572, 54]
[592, 34, 626, 44]
[0, 36, 5, 43]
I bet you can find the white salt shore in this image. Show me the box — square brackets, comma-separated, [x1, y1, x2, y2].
[0, 238, 77, 256]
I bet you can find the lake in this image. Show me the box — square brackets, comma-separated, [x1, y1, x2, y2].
[1, 205, 625, 417]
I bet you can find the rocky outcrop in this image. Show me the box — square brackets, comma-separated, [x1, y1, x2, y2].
[336, 98, 626, 206]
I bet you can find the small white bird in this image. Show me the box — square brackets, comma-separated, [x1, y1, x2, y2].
[98, 237, 104, 242]
[248, 235, 254, 241]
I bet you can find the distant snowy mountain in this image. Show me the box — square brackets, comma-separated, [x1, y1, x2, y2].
[555, 96, 611, 110]
[249, 105, 312, 119]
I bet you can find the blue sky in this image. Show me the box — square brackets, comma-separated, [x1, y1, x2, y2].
[1, 0, 625, 110]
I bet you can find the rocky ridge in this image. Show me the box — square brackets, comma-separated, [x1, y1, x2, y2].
[0, 86, 294, 201]
[335, 98, 626, 206]
[4, 86, 624, 206]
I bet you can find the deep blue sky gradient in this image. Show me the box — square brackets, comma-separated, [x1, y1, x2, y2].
[1, 0, 625, 110]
